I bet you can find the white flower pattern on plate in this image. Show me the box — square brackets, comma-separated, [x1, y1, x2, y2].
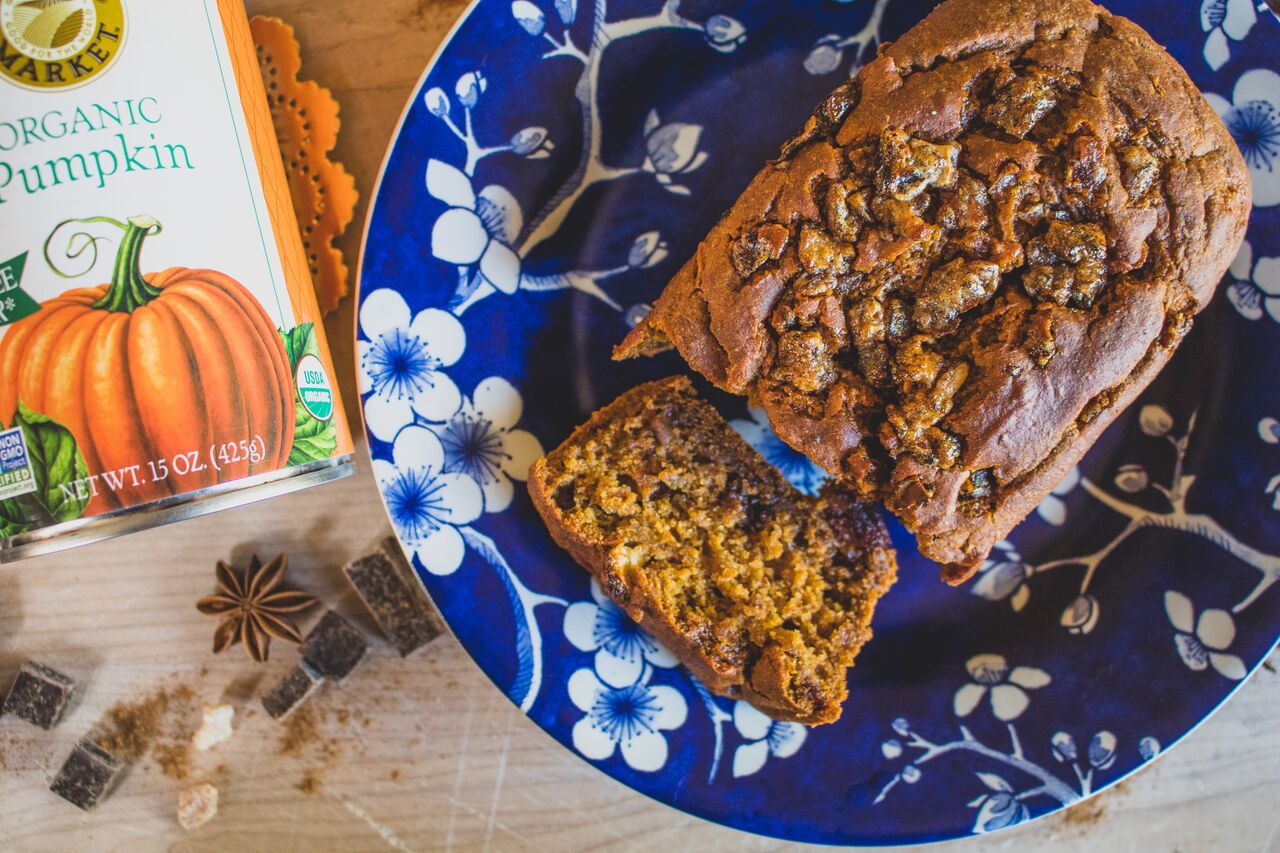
[1226, 239, 1280, 323]
[703, 14, 747, 53]
[1205, 69, 1280, 207]
[564, 577, 679, 687]
[427, 158, 524, 293]
[968, 776, 1029, 834]
[1200, 0, 1257, 70]
[1164, 591, 1248, 680]
[359, 289, 465, 441]
[1059, 594, 1101, 636]
[731, 701, 806, 778]
[429, 377, 544, 514]
[953, 654, 1051, 721]
[568, 666, 688, 772]
[802, 0, 890, 78]
[372, 425, 482, 576]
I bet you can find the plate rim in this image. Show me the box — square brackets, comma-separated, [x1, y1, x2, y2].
[352, 1, 1280, 844]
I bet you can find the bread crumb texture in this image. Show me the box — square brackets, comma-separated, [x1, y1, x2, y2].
[531, 377, 896, 724]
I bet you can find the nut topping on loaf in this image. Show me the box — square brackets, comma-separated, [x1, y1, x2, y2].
[616, 0, 1251, 581]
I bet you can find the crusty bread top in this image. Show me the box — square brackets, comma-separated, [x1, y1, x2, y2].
[617, 0, 1250, 579]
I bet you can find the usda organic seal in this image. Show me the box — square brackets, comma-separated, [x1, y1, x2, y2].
[295, 353, 334, 422]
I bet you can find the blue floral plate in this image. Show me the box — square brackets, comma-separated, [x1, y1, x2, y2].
[356, 0, 1280, 843]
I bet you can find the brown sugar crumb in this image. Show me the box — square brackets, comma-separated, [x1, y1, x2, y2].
[390, 769, 402, 782]
[335, 709, 350, 725]
[296, 769, 323, 795]
[177, 782, 219, 830]
[529, 377, 897, 725]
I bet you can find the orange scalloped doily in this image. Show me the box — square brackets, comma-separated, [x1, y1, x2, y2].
[251, 16, 358, 316]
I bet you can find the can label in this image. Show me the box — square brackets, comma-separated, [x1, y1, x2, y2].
[0, 0, 352, 544]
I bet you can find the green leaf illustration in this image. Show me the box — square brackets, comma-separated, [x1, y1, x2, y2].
[0, 401, 91, 536]
[281, 322, 319, 367]
[0, 496, 32, 538]
[13, 401, 91, 521]
[279, 323, 338, 465]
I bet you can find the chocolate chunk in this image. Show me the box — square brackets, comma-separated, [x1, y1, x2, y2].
[261, 661, 323, 720]
[50, 738, 124, 811]
[301, 611, 367, 681]
[343, 540, 444, 657]
[3, 661, 76, 729]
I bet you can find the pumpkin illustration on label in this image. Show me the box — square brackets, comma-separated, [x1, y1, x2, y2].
[0, 215, 296, 516]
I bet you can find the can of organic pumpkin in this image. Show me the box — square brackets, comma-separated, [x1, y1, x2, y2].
[0, 0, 354, 561]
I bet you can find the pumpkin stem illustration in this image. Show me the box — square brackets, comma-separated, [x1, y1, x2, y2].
[95, 215, 163, 313]
[43, 215, 164, 313]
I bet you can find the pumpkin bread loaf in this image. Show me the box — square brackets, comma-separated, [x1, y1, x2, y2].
[528, 377, 897, 725]
[615, 0, 1251, 582]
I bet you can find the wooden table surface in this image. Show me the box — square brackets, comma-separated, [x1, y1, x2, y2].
[2, 1, 1278, 850]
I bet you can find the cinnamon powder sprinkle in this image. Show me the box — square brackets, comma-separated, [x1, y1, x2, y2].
[296, 768, 323, 795]
[154, 743, 192, 780]
[277, 703, 341, 761]
[92, 683, 198, 785]
[94, 685, 195, 763]
[278, 704, 319, 756]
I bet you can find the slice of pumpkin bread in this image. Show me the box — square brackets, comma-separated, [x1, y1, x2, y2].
[528, 376, 897, 725]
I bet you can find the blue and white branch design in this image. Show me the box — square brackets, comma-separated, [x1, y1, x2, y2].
[690, 677, 733, 782]
[875, 655, 1156, 834]
[803, 0, 892, 76]
[459, 526, 567, 710]
[973, 405, 1280, 634]
[421, 0, 742, 314]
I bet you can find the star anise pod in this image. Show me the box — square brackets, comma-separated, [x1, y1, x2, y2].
[196, 554, 318, 662]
